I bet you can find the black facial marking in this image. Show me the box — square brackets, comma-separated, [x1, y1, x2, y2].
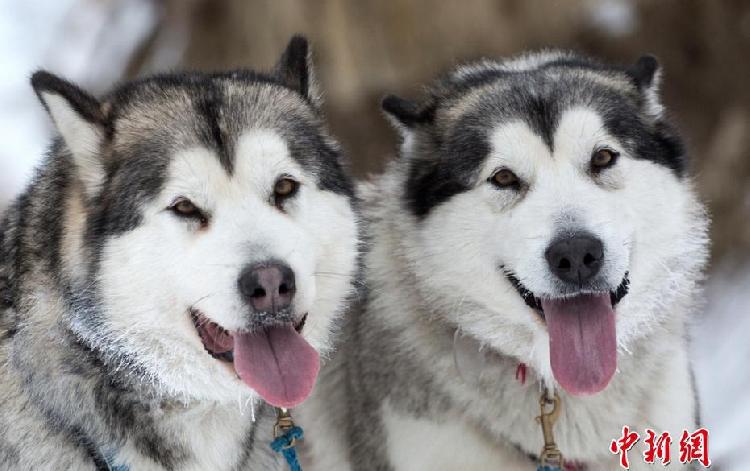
[405, 121, 489, 218]
[276, 113, 355, 197]
[600, 96, 685, 176]
[76, 68, 355, 278]
[395, 53, 685, 218]
[97, 142, 169, 235]
[86, 140, 168, 274]
[316, 143, 355, 196]
[405, 162, 472, 218]
[522, 93, 558, 151]
[193, 85, 233, 175]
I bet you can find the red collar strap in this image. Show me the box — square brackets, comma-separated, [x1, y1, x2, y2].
[516, 362, 528, 385]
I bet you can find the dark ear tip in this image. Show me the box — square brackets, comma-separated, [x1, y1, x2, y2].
[381, 94, 418, 117]
[382, 94, 434, 128]
[30, 70, 104, 123]
[636, 54, 659, 74]
[381, 94, 404, 113]
[286, 34, 310, 57]
[30, 70, 61, 93]
[628, 54, 661, 89]
[289, 34, 309, 46]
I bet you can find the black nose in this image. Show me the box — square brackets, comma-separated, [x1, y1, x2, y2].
[545, 233, 604, 286]
[238, 262, 296, 313]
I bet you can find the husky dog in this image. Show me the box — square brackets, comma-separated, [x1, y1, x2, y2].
[300, 52, 708, 470]
[0, 36, 359, 470]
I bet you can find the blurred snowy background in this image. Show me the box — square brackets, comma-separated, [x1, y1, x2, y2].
[1, 0, 748, 468]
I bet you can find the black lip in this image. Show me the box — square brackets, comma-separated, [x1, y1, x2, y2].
[213, 350, 234, 362]
[504, 273, 544, 312]
[609, 275, 630, 305]
[294, 313, 308, 333]
[503, 271, 630, 318]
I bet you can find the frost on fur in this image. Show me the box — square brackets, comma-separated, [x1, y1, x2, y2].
[301, 50, 708, 471]
[2, 35, 359, 470]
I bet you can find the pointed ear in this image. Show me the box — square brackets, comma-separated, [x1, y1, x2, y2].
[381, 95, 435, 131]
[31, 71, 106, 197]
[274, 35, 321, 108]
[626, 55, 663, 120]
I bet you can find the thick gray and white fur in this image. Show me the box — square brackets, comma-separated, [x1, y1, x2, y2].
[300, 51, 708, 470]
[0, 36, 359, 470]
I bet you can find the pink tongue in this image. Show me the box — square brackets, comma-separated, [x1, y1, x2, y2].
[233, 326, 320, 409]
[542, 293, 616, 396]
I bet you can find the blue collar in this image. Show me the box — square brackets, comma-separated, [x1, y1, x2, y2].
[92, 408, 303, 471]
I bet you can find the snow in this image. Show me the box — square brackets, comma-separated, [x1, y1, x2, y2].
[0, 0, 157, 210]
[692, 262, 750, 470]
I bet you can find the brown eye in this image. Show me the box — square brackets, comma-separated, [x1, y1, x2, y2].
[174, 199, 197, 215]
[169, 197, 208, 226]
[273, 177, 299, 205]
[491, 169, 520, 188]
[591, 148, 618, 170]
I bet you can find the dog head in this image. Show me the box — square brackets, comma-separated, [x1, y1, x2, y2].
[32, 36, 359, 407]
[383, 52, 707, 395]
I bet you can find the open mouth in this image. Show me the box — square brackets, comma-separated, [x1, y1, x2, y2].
[502, 271, 630, 396]
[503, 271, 630, 318]
[189, 309, 317, 409]
[190, 310, 308, 362]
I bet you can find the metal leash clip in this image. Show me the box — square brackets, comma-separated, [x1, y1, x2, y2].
[271, 407, 305, 471]
[274, 408, 298, 449]
[537, 391, 564, 468]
